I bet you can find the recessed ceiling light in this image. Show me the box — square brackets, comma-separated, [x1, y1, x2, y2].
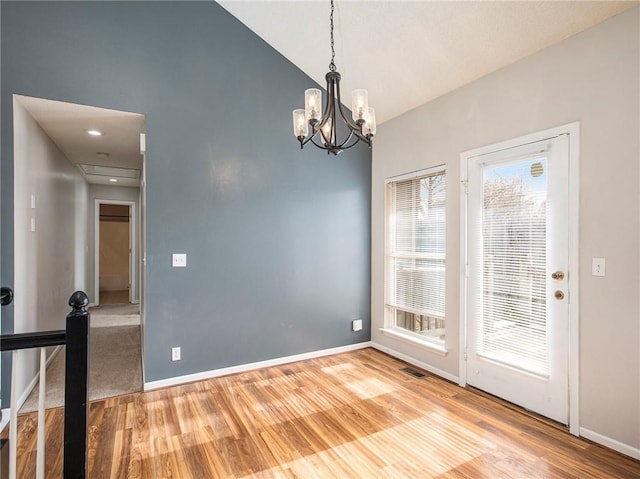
[109, 178, 118, 183]
[87, 129, 103, 137]
[96, 152, 111, 158]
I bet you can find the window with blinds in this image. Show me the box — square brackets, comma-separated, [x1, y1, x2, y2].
[479, 158, 548, 375]
[386, 167, 446, 344]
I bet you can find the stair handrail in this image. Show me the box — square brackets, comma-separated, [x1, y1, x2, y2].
[0, 290, 90, 479]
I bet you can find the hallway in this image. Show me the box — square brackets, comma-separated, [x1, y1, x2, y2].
[19, 299, 142, 414]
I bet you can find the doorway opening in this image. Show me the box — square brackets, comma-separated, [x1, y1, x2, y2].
[95, 200, 136, 306]
[8, 95, 146, 416]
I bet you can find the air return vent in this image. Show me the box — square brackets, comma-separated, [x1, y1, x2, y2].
[400, 366, 427, 378]
[78, 164, 140, 179]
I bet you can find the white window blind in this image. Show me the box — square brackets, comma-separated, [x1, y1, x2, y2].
[478, 158, 548, 375]
[386, 169, 446, 335]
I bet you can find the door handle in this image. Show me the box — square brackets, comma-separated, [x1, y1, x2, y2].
[551, 271, 565, 281]
[554, 290, 565, 301]
[1, 286, 13, 306]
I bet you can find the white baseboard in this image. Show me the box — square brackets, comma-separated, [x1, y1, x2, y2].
[144, 341, 372, 391]
[373, 343, 640, 460]
[371, 341, 459, 384]
[15, 345, 63, 412]
[580, 427, 640, 459]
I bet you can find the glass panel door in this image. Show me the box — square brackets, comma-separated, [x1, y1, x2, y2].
[466, 134, 570, 424]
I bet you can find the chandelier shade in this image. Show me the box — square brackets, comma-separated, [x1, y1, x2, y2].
[292, 0, 376, 155]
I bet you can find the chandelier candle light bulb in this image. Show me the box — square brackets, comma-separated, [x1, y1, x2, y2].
[305, 88, 322, 121]
[351, 89, 368, 123]
[293, 109, 308, 138]
[292, 0, 376, 155]
[362, 107, 377, 137]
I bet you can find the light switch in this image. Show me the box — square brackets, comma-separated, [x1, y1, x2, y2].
[592, 258, 605, 277]
[172, 253, 187, 267]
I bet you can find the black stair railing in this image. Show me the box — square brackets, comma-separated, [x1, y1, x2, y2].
[0, 291, 90, 479]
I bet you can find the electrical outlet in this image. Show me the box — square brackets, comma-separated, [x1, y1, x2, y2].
[352, 319, 363, 332]
[592, 258, 605, 277]
[171, 347, 181, 361]
[172, 253, 187, 268]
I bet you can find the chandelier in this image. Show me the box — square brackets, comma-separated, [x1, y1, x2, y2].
[292, 0, 376, 155]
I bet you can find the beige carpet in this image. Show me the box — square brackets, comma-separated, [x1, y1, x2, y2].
[19, 324, 143, 414]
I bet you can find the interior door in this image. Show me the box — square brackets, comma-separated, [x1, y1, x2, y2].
[465, 133, 570, 424]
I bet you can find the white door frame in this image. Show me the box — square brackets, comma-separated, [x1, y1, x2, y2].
[94, 199, 136, 306]
[459, 122, 580, 435]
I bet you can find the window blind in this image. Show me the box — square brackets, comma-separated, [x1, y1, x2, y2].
[387, 170, 446, 320]
[478, 159, 548, 375]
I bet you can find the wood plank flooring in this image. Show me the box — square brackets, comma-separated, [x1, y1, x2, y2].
[9, 348, 640, 478]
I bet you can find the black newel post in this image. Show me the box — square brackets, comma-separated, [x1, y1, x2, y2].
[63, 291, 90, 479]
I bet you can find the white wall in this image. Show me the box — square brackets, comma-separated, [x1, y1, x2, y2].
[13, 98, 90, 404]
[372, 8, 639, 453]
[87, 184, 140, 303]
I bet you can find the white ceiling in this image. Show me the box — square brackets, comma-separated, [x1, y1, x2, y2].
[16, 95, 144, 187]
[218, 0, 636, 124]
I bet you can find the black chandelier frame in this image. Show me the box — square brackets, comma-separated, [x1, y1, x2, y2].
[295, 0, 374, 155]
[297, 71, 373, 155]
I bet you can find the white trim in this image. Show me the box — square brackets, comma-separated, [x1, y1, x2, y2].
[36, 348, 46, 479]
[139, 152, 147, 387]
[94, 199, 136, 306]
[371, 341, 459, 383]
[385, 164, 447, 183]
[378, 328, 448, 356]
[459, 157, 469, 388]
[459, 122, 581, 433]
[463, 124, 577, 160]
[144, 342, 372, 391]
[384, 165, 448, 339]
[579, 427, 640, 460]
[567, 123, 581, 436]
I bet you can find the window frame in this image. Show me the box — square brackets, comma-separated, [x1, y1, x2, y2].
[383, 165, 448, 353]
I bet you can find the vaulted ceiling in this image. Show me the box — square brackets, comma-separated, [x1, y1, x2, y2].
[15, 1, 636, 179]
[219, 0, 636, 124]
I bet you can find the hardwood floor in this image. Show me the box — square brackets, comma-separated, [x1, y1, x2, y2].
[99, 290, 130, 305]
[10, 348, 640, 478]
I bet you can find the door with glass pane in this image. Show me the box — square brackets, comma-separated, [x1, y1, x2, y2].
[465, 133, 570, 424]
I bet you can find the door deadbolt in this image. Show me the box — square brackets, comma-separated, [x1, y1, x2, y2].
[551, 271, 565, 281]
[554, 290, 565, 300]
[1, 286, 13, 306]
